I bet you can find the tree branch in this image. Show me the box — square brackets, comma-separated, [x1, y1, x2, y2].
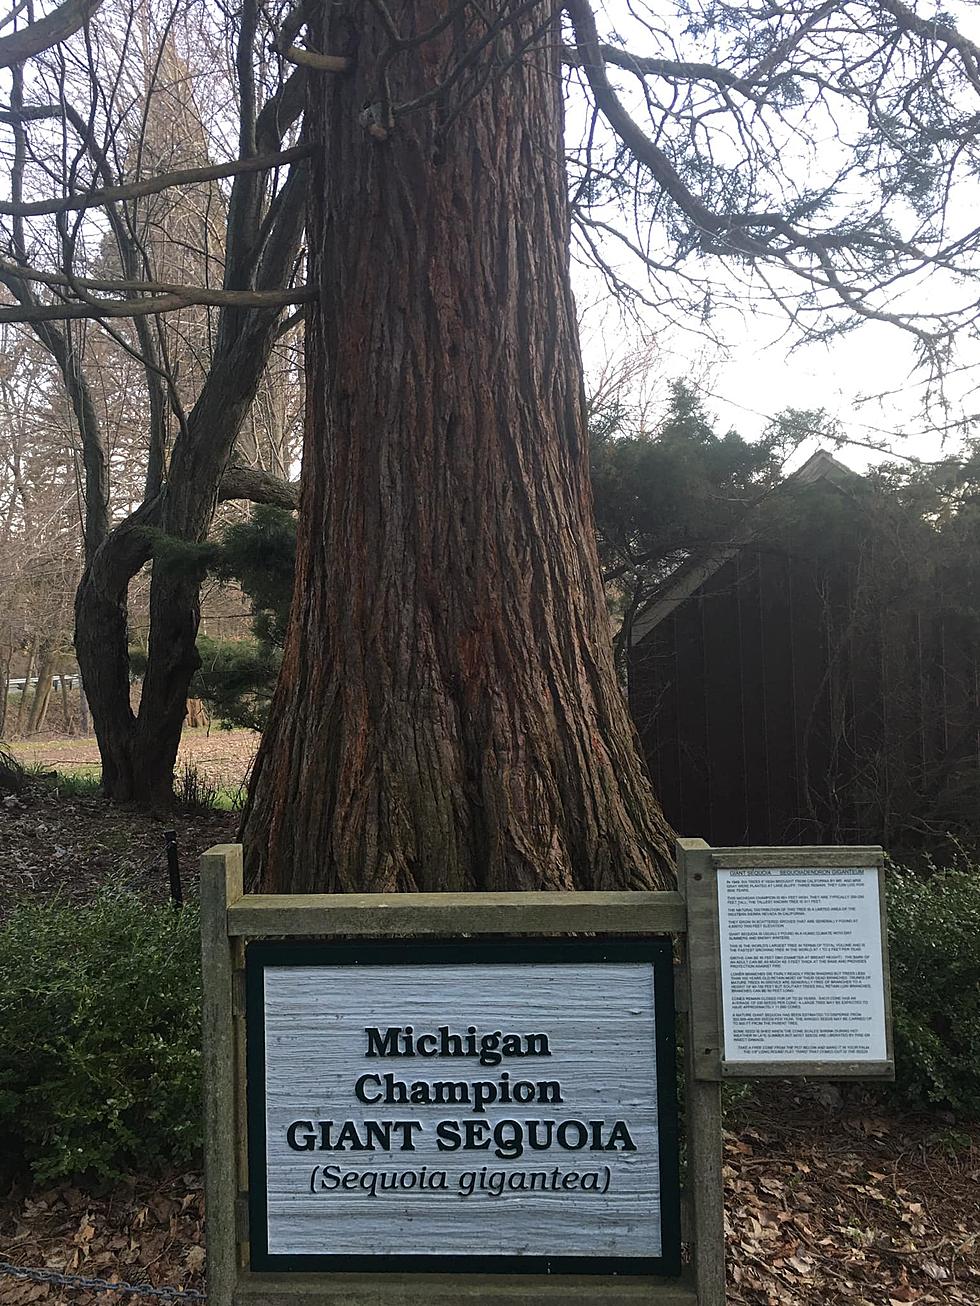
[561, 42, 755, 97]
[218, 464, 299, 509]
[878, 0, 980, 75]
[56, 98, 181, 498]
[0, 284, 314, 322]
[0, 0, 103, 67]
[255, 68, 307, 153]
[0, 144, 311, 218]
[279, 44, 351, 73]
[565, 0, 731, 239]
[4, 62, 108, 559]
[0, 103, 73, 123]
[0, 255, 306, 302]
[563, 0, 874, 271]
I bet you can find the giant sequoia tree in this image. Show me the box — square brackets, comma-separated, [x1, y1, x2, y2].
[243, 0, 677, 892]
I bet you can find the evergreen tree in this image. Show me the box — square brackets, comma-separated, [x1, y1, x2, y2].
[191, 507, 296, 731]
[591, 382, 822, 672]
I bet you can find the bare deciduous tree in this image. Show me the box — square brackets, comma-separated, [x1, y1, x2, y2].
[1, 0, 306, 799]
[0, 326, 82, 735]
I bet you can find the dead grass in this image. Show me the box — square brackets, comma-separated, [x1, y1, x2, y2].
[7, 729, 259, 792]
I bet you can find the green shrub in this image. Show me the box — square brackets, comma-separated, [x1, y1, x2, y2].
[887, 865, 980, 1115]
[184, 504, 296, 731]
[191, 634, 282, 733]
[0, 889, 202, 1180]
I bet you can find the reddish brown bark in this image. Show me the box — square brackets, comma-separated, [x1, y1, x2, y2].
[243, 1, 675, 893]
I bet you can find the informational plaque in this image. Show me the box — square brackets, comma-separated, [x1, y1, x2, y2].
[245, 939, 680, 1275]
[716, 865, 891, 1071]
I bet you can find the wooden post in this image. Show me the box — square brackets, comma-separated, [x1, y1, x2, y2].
[677, 838, 727, 1306]
[201, 844, 245, 1306]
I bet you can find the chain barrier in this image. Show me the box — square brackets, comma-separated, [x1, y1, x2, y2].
[0, 1261, 205, 1301]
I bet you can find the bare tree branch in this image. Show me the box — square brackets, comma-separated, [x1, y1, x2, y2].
[0, 283, 314, 322]
[53, 93, 182, 500]
[0, 144, 311, 218]
[3, 62, 108, 559]
[0, 0, 103, 68]
[218, 463, 299, 508]
[279, 44, 351, 73]
[0, 256, 310, 303]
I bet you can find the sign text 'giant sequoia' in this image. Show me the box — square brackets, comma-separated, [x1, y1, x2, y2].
[245, 940, 680, 1275]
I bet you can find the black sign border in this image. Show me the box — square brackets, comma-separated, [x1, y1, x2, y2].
[245, 937, 681, 1278]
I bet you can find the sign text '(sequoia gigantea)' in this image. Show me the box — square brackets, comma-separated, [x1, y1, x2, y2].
[284, 1024, 639, 1161]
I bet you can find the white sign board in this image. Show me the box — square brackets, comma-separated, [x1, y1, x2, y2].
[245, 940, 680, 1275]
[717, 866, 889, 1067]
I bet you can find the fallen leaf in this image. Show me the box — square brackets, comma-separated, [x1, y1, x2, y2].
[184, 1246, 205, 1271]
[921, 1259, 950, 1282]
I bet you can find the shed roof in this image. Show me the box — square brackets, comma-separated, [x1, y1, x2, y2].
[628, 448, 860, 648]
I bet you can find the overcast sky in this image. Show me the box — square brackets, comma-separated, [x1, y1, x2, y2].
[576, 0, 980, 474]
[654, 311, 975, 472]
[576, 255, 980, 477]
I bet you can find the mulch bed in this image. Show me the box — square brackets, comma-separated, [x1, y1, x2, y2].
[0, 1172, 205, 1305]
[725, 1088, 980, 1304]
[0, 1091, 976, 1305]
[0, 786, 236, 914]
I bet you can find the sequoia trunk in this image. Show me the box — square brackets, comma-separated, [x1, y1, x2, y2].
[244, 1, 674, 892]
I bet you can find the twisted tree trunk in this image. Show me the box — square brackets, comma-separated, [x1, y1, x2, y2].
[74, 449, 301, 807]
[243, 1, 674, 893]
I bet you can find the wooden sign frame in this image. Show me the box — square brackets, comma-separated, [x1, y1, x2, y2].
[682, 842, 894, 1083]
[200, 843, 724, 1306]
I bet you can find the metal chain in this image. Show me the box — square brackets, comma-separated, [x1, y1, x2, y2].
[0, 1261, 205, 1301]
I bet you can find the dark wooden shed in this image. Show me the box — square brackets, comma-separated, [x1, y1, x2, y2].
[627, 451, 980, 851]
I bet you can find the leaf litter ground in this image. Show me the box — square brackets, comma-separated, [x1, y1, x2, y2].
[724, 1088, 979, 1305]
[0, 785, 236, 914]
[0, 1092, 976, 1304]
